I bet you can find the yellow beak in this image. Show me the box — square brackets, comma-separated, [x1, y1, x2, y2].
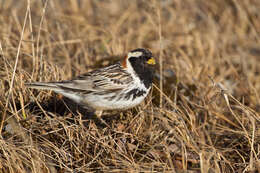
[147, 57, 156, 65]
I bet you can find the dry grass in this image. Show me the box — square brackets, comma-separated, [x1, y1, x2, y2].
[1, 0, 260, 172]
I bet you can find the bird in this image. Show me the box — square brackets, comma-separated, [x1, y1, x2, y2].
[25, 48, 156, 119]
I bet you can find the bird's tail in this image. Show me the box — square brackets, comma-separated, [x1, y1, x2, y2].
[25, 82, 60, 91]
[25, 82, 82, 104]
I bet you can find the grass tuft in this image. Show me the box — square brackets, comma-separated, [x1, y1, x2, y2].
[0, 0, 260, 172]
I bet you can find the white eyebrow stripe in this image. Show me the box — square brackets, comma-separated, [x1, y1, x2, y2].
[127, 51, 143, 58]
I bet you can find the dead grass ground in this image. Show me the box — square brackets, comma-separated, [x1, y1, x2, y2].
[0, 0, 260, 172]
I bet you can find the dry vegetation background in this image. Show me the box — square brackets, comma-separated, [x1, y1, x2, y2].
[0, 0, 260, 172]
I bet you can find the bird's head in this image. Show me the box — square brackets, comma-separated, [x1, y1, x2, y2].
[125, 48, 155, 67]
[123, 48, 156, 88]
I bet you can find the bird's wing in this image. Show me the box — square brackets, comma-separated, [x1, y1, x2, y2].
[54, 64, 133, 93]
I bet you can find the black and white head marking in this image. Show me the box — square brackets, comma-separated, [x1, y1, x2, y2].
[126, 48, 155, 89]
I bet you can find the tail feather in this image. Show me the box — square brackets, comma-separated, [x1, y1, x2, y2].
[25, 82, 60, 91]
[25, 82, 82, 103]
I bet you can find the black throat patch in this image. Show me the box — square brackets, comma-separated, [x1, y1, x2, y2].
[128, 57, 154, 89]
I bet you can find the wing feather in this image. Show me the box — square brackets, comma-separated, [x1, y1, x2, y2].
[54, 63, 132, 93]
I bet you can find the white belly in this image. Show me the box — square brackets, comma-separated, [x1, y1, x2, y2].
[84, 88, 150, 110]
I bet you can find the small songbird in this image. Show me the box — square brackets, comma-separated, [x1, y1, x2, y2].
[26, 48, 156, 118]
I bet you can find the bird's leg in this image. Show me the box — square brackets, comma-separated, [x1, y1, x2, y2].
[95, 110, 110, 128]
[95, 110, 103, 118]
